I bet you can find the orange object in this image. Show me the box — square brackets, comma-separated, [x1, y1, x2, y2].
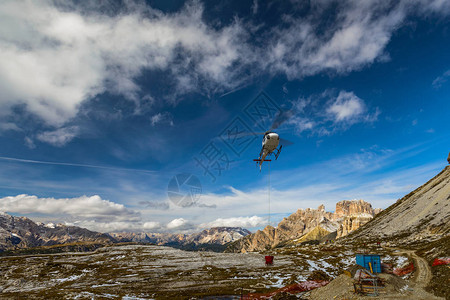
[393, 263, 414, 276]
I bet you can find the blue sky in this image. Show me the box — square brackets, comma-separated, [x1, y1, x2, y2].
[0, 0, 449, 233]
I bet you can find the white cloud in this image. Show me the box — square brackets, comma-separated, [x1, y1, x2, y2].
[36, 126, 79, 147]
[150, 112, 174, 126]
[1, 0, 448, 132]
[70, 221, 140, 233]
[432, 70, 450, 89]
[0, 122, 21, 133]
[0, 0, 250, 127]
[265, 0, 450, 79]
[24, 136, 36, 149]
[287, 90, 377, 136]
[0, 194, 168, 232]
[199, 216, 266, 229]
[143, 221, 161, 230]
[167, 218, 190, 230]
[326, 91, 365, 123]
[0, 194, 139, 221]
[287, 117, 315, 134]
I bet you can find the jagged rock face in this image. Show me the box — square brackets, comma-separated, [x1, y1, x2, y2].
[336, 215, 374, 238]
[0, 212, 114, 251]
[346, 166, 450, 244]
[333, 199, 374, 220]
[334, 200, 381, 238]
[110, 227, 250, 247]
[227, 200, 381, 253]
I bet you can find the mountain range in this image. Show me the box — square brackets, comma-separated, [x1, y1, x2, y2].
[0, 212, 250, 252]
[0, 212, 114, 252]
[110, 227, 251, 251]
[226, 199, 381, 253]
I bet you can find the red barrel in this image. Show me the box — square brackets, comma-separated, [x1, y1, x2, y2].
[265, 255, 274, 265]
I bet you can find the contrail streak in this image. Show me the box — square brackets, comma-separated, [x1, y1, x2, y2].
[0, 156, 155, 173]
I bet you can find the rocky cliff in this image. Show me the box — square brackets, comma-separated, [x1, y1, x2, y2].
[333, 199, 375, 219]
[336, 214, 374, 238]
[0, 212, 115, 252]
[226, 200, 380, 253]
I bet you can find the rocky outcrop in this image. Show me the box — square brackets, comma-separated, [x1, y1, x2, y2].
[333, 199, 374, 220]
[334, 200, 381, 238]
[0, 212, 115, 252]
[336, 214, 374, 238]
[226, 205, 338, 252]
[226, 200, 381, 253]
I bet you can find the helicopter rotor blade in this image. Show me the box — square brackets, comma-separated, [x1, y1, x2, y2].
[270, 109, 295, 130]
[279, 137, 294, 146]
[222, 131, 265, 139]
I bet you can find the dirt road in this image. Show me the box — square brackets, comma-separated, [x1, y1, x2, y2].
[392, 249, 432, 288]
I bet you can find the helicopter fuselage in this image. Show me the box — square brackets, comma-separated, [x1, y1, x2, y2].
[262, 132, 279, 154]
[255, 132, 281, 170]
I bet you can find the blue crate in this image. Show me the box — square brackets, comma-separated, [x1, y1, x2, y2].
[356, 254, 381, 273]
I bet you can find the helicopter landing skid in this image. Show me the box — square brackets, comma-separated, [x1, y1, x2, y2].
[275, 145, 283, 160]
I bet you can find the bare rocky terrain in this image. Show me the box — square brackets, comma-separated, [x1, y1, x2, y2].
[0, 243, 413, 299]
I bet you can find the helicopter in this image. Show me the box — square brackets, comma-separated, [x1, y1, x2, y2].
[252, 110, 294, 170]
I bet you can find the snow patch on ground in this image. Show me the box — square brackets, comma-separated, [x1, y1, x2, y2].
[91, 283, 120, 288]
[53, 274, 83, 283]
[262, 273, 292, 288]
[123, 295, 152, 300]
[340, 256, 355, 268]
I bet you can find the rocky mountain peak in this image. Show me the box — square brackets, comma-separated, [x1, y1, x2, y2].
[334, 199, 374, 219]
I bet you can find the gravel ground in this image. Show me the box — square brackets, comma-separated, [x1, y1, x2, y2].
[0, 244, 329, 299]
